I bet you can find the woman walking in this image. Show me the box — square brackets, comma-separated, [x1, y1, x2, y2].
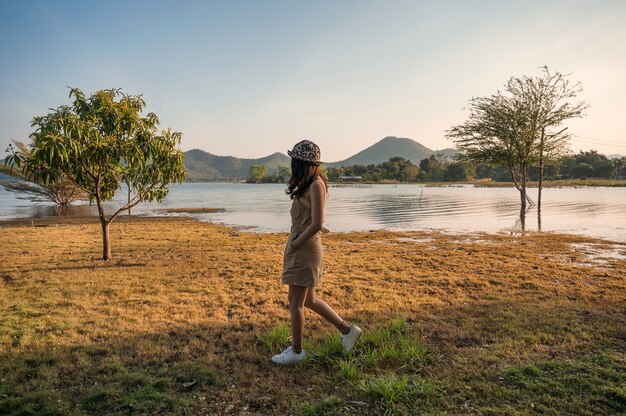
[271, 140, 361, 365]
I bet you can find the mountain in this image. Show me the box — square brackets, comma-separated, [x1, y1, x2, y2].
[183, 137, 458, 181]
[326, 136, 438, 167]
[183, 149, 290, 181]
[608, 154, 625, 160]
[434, 148, 458, 160]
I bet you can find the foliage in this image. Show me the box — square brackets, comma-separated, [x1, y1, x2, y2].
[6, 88, 185, 259]
[2, 140, 87, 205]
[247, 164, 268, 182]
[326, 157, 422, 182]
[258, 322, 290, 353]
[558, 150, 616, 179]
[447, 66, 588, 209]
[249, 151, 623, 184]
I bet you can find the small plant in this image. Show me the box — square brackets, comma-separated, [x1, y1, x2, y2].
[362, 374, 431, 414]
[317, 335, 344, 358]
[258, 323, 290, 353]
[336, 357, 360, 381]
[360, 318, 428, 370]
[362, 374, 409, 409]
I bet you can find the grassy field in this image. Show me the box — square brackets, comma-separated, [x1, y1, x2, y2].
[0, 216, 624, 415]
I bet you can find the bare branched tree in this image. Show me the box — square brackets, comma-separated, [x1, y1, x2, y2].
[447, 67, 588, 212]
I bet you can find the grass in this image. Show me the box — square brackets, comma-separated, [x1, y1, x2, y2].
[258, 322, 290, 353]
[0, 216, 624, 415]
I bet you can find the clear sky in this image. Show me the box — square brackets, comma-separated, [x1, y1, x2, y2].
[1, 0, 625, 162]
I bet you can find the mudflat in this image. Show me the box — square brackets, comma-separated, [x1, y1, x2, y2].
[1, 216, 624, 415]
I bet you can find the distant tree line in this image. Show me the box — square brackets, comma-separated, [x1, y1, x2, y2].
[247, 165, 290, 183]
[245, 151, 624, 184]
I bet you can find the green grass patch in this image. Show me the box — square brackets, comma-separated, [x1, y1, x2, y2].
[336, 357, 360, 381]
[497, 353, 626, 415]
[361, 374, 431, 415]
[360, 318, 428, 371]
[294, 395, 344, 416]
[258, 322, 290, 353]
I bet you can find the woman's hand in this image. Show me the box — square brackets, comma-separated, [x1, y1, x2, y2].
[291, 233, 301, 249]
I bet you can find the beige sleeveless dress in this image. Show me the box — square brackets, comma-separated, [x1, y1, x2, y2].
[282, 180, 327, 287]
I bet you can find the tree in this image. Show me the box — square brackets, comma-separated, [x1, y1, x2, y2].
[401, 163, 419, 182]
[419, 155, 445, 181]
[2, 140, 87, 205]
[447, 67, 587, 211]
[571, 162, 594, 179]
[7, 88, 186, 260]
[277, 165, 291, 181]
[248, 165, 268, 182]
[443, 161, 474, 182]
[613, 157, 626, 179]
[573, 150, 613, 178]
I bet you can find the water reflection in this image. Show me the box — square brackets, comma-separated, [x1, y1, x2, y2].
[1, 183, 625, 242]
[10, 204, 122, 219]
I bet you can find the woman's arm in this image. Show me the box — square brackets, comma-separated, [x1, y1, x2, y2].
[291, 180, 325, 249]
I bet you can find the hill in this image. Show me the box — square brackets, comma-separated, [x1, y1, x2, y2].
[183, 149, 290, 181]
[326, 136, 438, 167]
[434, 147, 458, 161]
[183, 138, 457, 180]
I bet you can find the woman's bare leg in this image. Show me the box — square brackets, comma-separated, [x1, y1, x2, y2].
[288, 285, 309, 352]
[304, 287, 346, 329]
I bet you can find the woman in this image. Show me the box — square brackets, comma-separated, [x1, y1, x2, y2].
[271, 140, 361, 365]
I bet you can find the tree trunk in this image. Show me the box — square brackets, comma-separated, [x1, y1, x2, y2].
[95, 186, 111, 261]
[127, 181, 131, 215]
[538, 127, 545, 214]
[101, 220, 111, 260]
[537, 208, 542, 231]
[520, 168, 527, 212]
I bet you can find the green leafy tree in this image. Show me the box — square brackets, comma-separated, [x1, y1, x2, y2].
[574, 150, 613, 178]
[443, 161, 475, 182]
[613, 157, 626, 179]
[7, 88, 186, 260]
[248, 165, 268, 182]
[277, 165, 291, 180]
[571, 162, 594, 179]
[401, 163, 419, 182]
[325, 167, 342, 181]
[447, 67, 587, 211]
[419, 155, 445, 181]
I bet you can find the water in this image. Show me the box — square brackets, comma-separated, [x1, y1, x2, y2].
[1, 183, 625, 242]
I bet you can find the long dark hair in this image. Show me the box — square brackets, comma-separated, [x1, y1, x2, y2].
[286, 158, 328, 200]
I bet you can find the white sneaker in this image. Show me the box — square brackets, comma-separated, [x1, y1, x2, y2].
[341, 325, 362, 352]
[271, 346, 307, 365]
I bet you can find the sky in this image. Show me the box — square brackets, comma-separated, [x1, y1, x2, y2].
[1, 0, 626, 162]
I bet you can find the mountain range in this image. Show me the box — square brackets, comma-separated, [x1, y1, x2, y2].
[184, 136, 455, 181]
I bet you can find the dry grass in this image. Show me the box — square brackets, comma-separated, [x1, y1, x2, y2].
[0, 216, 624, 415]
[160, 208, 226, 214]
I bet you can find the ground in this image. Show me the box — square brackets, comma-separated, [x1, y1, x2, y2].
[0, 216, 624, 415]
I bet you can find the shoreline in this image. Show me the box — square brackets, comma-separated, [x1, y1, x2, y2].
[2, 213, 626, 249]
[184, 178, 626, 187]
[2, 213, 626, 245]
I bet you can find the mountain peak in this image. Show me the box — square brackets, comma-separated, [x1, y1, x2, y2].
[326, 136, 435, 167]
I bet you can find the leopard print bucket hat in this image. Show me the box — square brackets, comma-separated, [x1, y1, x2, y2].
[288, 140, 322, 165]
